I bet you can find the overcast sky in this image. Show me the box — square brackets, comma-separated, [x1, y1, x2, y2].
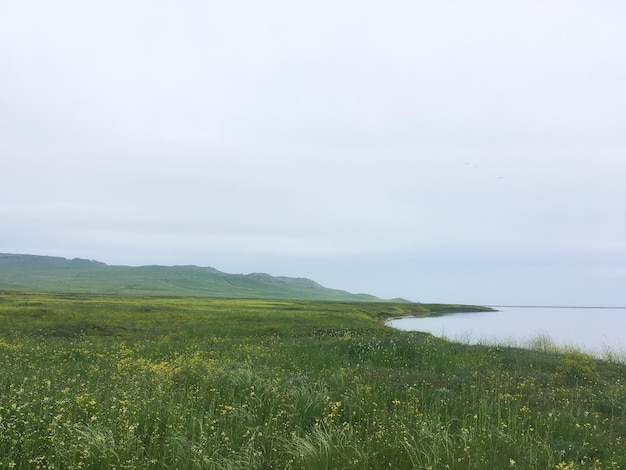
[2, 1, 625, 306]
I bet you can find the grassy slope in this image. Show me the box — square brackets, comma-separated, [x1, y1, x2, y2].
[1, 292, 624, 469]
[0, 253, 382, 301]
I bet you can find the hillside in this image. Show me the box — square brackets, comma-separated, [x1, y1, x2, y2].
[0, 253, 385, 301]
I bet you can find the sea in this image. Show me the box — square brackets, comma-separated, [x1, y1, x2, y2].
[386, 306, 626, 359]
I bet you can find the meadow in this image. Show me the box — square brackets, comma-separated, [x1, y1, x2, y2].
[0, 292, 624, 469]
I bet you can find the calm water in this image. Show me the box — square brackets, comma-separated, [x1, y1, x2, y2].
[386, 307, 626, 357]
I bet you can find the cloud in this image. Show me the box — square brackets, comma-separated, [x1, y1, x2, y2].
[1, 0, 626, 305]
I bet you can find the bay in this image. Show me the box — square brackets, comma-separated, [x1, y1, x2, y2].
[386, 307, 626, 358]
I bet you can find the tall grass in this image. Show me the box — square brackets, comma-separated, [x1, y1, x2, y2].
[466, 333, 626, 365]
[0, 293, 624, 469]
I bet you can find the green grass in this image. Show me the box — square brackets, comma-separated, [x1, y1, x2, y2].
[0, 254, 384, 301]
[0, 292, 624, 469]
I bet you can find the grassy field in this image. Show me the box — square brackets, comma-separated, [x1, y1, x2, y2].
[0, 292, 624, 469]
[0, 254, 383, 301]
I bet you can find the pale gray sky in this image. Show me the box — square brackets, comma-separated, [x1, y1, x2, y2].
[2, 1, 626, 305]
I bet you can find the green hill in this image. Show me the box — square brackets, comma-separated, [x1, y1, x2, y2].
[0, 253, 385, 301]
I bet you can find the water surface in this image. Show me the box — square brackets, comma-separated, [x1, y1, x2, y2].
[387, 307, 626, 357]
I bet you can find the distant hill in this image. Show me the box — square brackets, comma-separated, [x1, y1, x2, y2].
[0, 253, 386, 301]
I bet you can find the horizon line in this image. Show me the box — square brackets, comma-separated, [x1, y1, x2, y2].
[486, 305, 626, 309]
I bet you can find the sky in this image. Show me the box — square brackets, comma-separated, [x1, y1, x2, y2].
[1, 1, 626, 306]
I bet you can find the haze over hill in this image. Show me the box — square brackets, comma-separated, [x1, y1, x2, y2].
[0, 253, 392, 301]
